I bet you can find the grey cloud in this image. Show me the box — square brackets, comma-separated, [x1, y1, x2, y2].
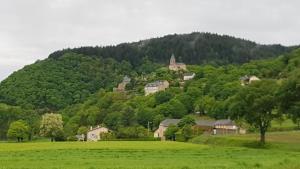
[0, 0, 300, 81]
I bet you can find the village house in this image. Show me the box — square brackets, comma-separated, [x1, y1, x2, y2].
[154, 118, 241, 140]
[169, 54, 187, 71]
[144, 80, 169, 96]
[154, 119, 180, 140]
[240, 75, 260, 86]
[113, 75, 131, 92]
[87, 126, 109, 141]
[183, 72, 196, 81]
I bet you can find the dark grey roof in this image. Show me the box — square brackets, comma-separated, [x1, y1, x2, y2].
[195, 120, 215, 127]
[160, 119, 236, 127]
[160, 119, 180, 126]
[214, 119, 235, 126]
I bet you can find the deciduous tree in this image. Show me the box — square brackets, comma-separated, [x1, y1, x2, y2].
[40, 113, 64, 142]
[229, 80, 279, 144]
[7, 120, 29, 142]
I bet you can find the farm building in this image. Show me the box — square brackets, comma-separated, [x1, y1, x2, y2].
[87, 126, 109, 141]
[154, 118, 242, 140]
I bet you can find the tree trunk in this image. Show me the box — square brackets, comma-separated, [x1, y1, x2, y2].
[51, 137, 54, 142]
[260, 128, 266, 144]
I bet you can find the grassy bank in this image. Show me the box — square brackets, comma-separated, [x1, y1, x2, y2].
[0, 131, 300, 169]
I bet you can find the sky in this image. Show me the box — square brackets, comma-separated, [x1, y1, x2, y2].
[0, 0, 300, 81]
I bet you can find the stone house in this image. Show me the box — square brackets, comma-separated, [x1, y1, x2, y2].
[113, 75, 131, 92]
[154, 119, 180, 140]
[87, 126, 109, 141]
[144, 80, 169, 96]
[240, 75, 260, 86]
[169, 54, 187, 71]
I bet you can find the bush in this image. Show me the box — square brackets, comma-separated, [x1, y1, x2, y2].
[100, 132, 116, 140]
[116, 126, 148, 139]
[67, 136, 77, 141]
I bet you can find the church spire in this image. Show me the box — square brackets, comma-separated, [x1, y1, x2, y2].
[170, 54, 176, 65]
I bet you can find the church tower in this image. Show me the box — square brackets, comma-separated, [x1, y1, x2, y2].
[170, 54, 176, 65]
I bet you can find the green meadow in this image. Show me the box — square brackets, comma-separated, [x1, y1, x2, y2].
[0, 131, 300, 169]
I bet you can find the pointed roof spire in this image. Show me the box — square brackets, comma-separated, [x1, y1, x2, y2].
[170, 53, 176, 65]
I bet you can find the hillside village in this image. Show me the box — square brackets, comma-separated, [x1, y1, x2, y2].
[85, 54, 259, 142]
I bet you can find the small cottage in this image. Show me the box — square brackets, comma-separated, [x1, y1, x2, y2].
[144, 80, 169, 96]
[87, 126, 109, 141]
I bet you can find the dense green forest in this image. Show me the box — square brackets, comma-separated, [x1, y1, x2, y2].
[0, 32, 300, 141]
[49, 32, 295, 66]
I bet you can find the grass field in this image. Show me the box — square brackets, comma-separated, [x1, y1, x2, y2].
[1, 131, 300, 169]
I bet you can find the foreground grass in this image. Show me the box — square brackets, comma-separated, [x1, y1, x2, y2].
[0, 132, 300, 169]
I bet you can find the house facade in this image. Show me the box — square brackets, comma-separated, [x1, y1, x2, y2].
[154, 119, 180, 140]
[87, 126, 109, 141]
[169, 54, 187, 71]
[144, 80, 169, 96]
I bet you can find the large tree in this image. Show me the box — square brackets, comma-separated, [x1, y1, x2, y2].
[178, 115, 196, 128]
[40, 113, 64, 142]
[181, 124, 193, 141]
[278, 71, 300, 128]
[7, 120, 29, 142]
[229, 80, 279, 144]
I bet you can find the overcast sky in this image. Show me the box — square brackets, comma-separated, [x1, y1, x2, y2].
[0, 0, 300, 81]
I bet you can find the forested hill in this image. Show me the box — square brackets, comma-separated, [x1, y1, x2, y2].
[49, 32, 293, 66]
[0, 32, 298, 111]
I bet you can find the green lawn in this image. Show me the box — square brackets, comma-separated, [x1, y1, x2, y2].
[1, 132, 300, 169]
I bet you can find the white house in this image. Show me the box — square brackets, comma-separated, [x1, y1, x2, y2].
[183, 73, 196, 81]
[87, 126, 109, 141]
